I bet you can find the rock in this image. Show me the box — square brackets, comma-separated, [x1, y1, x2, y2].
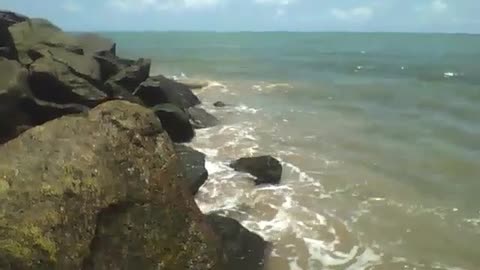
[8, 18, 82, 65]
[214, 101, 227, 108]
[152, 103, 194, 143]
[107, 58, 151, 93]
[76, 33, 116, 55]
[103, 80, 144, 105]
[0, 58, 32, 142]
[188, 106, 220, 129]
[0, 10, 28, 59]
[230, 156, 283, 185]
[174, 144, 209, 195]
[0, 100, 224, 269]
[207, 214, 270, 270]
[133, 75, 200, 109]
[29, 55, 107, 106]
[93, 52, 128, 81]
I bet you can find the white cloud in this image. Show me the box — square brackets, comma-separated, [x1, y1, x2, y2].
[63, 1, 83, 12]
[108, 0, 220, 12]
[431, 0, 448, 13]
[331, 7, 373, 22]
[254, 0, 296, 16]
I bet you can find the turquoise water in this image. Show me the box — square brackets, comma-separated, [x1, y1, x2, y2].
[104, 32, 480, 269]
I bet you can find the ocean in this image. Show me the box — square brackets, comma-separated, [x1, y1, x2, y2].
[103, 32, 480, 270]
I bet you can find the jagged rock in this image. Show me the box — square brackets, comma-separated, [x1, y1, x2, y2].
[207, 214, 270, 270]
[0, 10, 27, 59]
[76, 33, 116, 55]
[174, 144, 209, 195]
[133, 75, 200, 109]
[152, 103, 194, 143]
[230, 156, 283, 185]
[0, 58, 32, 142]
[0, 100, 224, 269]
[188, 106, 219, 129]
[29, 55, 107, 106]
[214, 101, 227, 107]
[8, 18, 82, 65]
[107, 58, 151, 93]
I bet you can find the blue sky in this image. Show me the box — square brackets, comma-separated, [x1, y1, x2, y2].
[1, 0, 479, 33]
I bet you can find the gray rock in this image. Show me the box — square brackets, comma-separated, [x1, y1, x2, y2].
[230, 156, 283, 185]
[207, 214, 270, 270]
[107, 58, 151, 93]
[133, 75, 201, 109]
[152, 103, 195, 143]
[174, 144, 209, 195]
[213, 101, 227, 107]
[188, 106, 219, 129]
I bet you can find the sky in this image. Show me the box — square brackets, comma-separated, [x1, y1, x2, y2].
[1, 0, 479, 33]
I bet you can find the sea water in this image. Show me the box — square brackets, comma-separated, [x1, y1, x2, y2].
[104, 32, 480, 270]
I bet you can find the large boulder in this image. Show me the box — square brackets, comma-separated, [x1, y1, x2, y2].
[152, 103, 195, 143]
[8, 18, 82, 65]
[76, 33, 116, 55]
[230, 156, 283, 185]
[174, 144, 209, 195]
[207, 214, 270, 270]
[188, 106, 219, 129]
[0, 58, 32, 142]
[29, 55, 107, 106]
[0, 10, 27, 59]
[107, 58, 151, 93]
[133, 75, 201, 109]
[0, 100, 224, 269]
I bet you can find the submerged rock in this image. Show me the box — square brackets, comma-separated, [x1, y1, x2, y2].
[230, 156, 283, 185]
[134, 75, 201, 109]
[174, 144, 209, 195]
[152, 103, 195, 143]
[0, 100, 224, 269]
[207, 214, 270, 270]
[188, 106, 220, 129]
[213, 101, 227, 108]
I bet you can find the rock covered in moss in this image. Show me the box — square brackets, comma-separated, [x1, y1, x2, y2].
[75, 33, 116, 55]
[0, 100, 223, 270]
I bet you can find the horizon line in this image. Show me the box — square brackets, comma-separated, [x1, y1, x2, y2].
[69, 30, 480, 35]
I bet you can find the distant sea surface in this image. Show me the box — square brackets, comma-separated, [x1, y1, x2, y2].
[103, 32, 480, 270]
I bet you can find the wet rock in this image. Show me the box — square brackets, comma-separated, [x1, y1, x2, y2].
[174, 144, 209, 195]
[8, 18, 83, 65]
[188, 106, 220, 129]
[214, 101, 227, 107]
[107, 58, 151, 93]
[0, 10, 27, 59]
[230, 156, 283, 185]
[207, 214, 270, 270]
[152, 103, 195, 143]
[76, 33, 116, 55]
[0, 100, 224, 269]
[133, 75, 201, 109]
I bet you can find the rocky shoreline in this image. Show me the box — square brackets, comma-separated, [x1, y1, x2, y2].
[0, 10, 284, 269]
